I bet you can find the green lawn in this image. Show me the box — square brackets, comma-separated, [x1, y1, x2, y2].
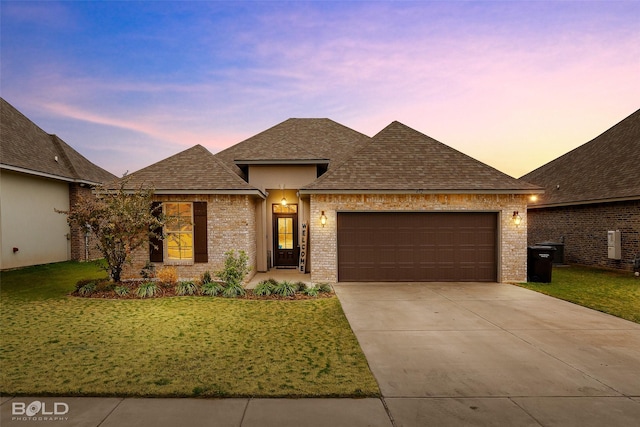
[518, 265, 640, 323]
[0, 261, 379, 397]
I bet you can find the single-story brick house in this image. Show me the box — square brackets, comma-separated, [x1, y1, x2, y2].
[122, 119, 542, 283]
[521, 109, 640, 272]
[0, 98, 116, 269]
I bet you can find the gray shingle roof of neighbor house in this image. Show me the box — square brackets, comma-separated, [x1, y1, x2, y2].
[0, 98, 116, 184]
[302, 121, 543, 193]
[120, 144, 265, 195]
[520, 109, 640, 208]
[214, 118, 371, 177]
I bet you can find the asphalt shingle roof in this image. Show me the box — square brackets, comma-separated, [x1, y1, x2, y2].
[120, 144, 262, 193]
[520, 109, 640, 207]
[0, 98, 116, 184]
[303, 121, 541, 193]
[214, 118, 371, 177]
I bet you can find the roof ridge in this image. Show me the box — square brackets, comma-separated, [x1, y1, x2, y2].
[49, 134, 79, 179]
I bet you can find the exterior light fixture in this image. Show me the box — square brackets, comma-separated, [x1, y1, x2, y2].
[512, 211, 522, 226]
[529, 195, 538, 202]
[280, 186, 287, 206]
[320, 211, 327, 227]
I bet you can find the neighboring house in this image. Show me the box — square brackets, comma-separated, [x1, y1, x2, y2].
[0, 98, 117, 270]
[122, 118, 541, 283]
[521, 109, 640, 272]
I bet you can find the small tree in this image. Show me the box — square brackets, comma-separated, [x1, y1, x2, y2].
[60, 179, 162, 282]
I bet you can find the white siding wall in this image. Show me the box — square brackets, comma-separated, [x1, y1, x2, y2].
[0, 170, 71, 269]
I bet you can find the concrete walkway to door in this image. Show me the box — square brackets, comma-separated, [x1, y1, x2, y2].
[334, 282, 640, 426]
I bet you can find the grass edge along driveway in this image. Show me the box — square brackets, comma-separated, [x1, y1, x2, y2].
[517, 265, 640, 324]
[0, 261, 379, 398]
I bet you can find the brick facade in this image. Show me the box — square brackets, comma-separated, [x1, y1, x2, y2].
[68, 183, 103, 262]
[527, 200, 640, 271]
[309, 193, 529, 283]
[123, 194, 258, 282]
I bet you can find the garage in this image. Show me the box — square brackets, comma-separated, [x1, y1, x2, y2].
[337, 212, 497, 282]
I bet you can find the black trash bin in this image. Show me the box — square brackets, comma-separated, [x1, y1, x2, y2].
[527, 246, 556, 283]
[536, 241, 565, 265]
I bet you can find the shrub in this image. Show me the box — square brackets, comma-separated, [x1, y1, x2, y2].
[316, 283, 332, 293]
[222, 282, 246, 298]
[176, 280, 198, 296]
[216, 250, 251, 288]
[295, 281, 308, 292]
[77, 281, 97, 296]
[303, 286, 319, 297]
[96, 279, 116, 293]
[140, 261, 156, 279]
[201, 271, 213, 284]
[254, 280, 275, 296]
[273, 280, 297, 297]
[115, 285, 130, 296]
[201, 281, 224, 296]
[136, 281, 160, 298]
[156, 266, 178, 285]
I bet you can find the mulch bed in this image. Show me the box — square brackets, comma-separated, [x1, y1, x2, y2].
[70, 281, 334, 300]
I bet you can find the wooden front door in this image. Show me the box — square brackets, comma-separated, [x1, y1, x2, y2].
[273, 205, 298, 267]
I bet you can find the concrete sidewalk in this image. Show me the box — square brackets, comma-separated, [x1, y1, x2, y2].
[1, 397, 393, 426]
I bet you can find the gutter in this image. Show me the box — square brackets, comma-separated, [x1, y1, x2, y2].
[528, 195, 640, 209]
[1, 164, 103, 186]
[299, 188, 545, 195]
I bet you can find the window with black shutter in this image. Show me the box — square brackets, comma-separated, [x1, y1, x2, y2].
[149, 201, 207, 264]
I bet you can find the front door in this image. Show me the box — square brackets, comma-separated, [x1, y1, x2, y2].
[273, 204, 298, 267]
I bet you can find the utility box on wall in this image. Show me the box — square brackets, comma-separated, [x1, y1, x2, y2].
[607, 230, 621, 260]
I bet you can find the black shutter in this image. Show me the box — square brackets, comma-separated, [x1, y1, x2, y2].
[149, 202, 163, 262]
[193, 202, 208, 263]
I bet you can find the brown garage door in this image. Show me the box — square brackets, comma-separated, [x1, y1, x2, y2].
[337, 212, 497, 282]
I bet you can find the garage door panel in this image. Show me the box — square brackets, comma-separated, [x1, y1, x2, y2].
[337, 212, 497, 282]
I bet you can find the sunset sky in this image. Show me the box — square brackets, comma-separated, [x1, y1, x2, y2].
[2, 1, 639, 178]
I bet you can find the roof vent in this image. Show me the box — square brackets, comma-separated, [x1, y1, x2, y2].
[54, 156, 59, 162]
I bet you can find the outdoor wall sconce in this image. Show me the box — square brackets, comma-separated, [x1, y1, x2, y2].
[529, 195, 538, 202]
[320, 211, 327, 227]
[512, 211, 522, 226]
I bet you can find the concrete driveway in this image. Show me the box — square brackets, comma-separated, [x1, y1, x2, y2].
[334, 282, 640, 426]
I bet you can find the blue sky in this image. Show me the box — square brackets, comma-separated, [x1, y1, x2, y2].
[2, 1, 639, 178]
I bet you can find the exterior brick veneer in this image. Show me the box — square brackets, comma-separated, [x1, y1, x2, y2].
[123, 194, 257, 282]
[527, 200, 640, 271]
[309, 193, 528, 283]
[68, 183, 103, 262]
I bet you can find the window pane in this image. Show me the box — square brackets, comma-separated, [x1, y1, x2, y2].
[165, 203, 179, 217]
[165, 202, 194, 260]
[273, 204, 297, 213]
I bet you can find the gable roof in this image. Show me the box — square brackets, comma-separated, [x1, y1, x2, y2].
[120, 144, 264, 196]
[0, 98, 116, 185]
[302, 121, 542, 194]
[520, 109, 640, 208]
[214, 118, 371, 176]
